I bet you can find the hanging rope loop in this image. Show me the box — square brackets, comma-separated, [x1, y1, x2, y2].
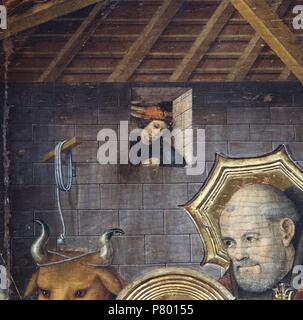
[54, 140, 73, 245]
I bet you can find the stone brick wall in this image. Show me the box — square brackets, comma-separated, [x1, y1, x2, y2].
[8, 82, 303, 296]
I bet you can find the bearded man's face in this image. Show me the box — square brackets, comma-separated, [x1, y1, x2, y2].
[220, 204, 291, 292]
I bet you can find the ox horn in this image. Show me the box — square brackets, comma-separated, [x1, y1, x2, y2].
[31, 219, 50, 264]
[92, 228, 124, 266]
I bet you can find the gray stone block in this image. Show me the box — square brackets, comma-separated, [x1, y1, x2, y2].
[295, 126, 303, 141]
[76, 164, 118, 184]
[76, 124, 118, 141]
[188, 183, 203, 200]
[271, 107, 303, 124]
[34, 210, 78, 236]
[145, 235, 191, 264]
[11, 107, 56, 125]
[30, 87, 55, 107]
[98, 109, 129, 124]
[60, 184, 101, 210]
[227, 107, 270, 124]
[33, 163, 55, 185]
[101, 184, 142, 209]
[119, 165, 163, 184]
[206, 125, 250, 141]
[10, 124, 32, 141]
[119, 210, 164, 235]
[191, 234, 204, 263]
[73, 141, 98, 163]
[79, 210, 119, 236]
[162, 163, 210, 183]
[12, 186, 56, 211]
[11, 211, 34, 237]
[250, 125, 294, 141]
[193, 106, 226, 125]
[11, 142, 53, 163]
[118, 264, 166, 282]
[55, 106, 98, 125]
[57, 236, 98, 252]
[164, 209, 198, 234]
[229, 142, 272, 157]
[112, 236, 145, 265]
[11, 163, 33, 185]
[143, 184, 188, 209]
[33, 125, 75, 142]
[205, 142, 228, 161]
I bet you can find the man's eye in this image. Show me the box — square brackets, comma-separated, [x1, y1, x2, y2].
[223, 240, 234, 248]
[246, 236, 257, 242]
[74, 289, 87, 298]
[39, 288, 51, 298]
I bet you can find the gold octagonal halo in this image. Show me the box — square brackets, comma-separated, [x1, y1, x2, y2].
[181, 144, 303, 271]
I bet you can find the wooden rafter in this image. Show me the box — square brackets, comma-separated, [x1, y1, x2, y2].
[279, 68, 292, 80]
[0, 0, 105, 41]
[227, 0, 291, 81]
[107, 0, 184, 82]
[230, 0, 303, 84]
[169, 0, 234, 81]
[38, 0, 111, 82]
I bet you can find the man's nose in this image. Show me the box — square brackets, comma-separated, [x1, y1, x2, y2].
[233, 244, 249, 261]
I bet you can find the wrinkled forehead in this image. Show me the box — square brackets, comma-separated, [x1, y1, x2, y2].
[219, 204, 270, 235]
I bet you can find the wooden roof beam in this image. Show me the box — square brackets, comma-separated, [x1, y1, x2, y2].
[227, 0, 291, 81]
[107, 0, 185, 82]
[229, 0, 303, 84]
[169, 0, 234, 81]
[0, 0, 106, 41]
[38, 0, 111, 82]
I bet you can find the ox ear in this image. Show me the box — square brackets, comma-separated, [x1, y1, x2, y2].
[24, 271, 39, 299]
[94, 268, 123, 296]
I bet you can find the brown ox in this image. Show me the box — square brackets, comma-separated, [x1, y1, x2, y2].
[24, 220, 124, 300]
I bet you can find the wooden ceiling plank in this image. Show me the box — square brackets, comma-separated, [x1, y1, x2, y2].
[38, 1, 110, 82]
[0, 0, 105, 41]
[107, 0, 185, 82]
[9, 28, 36, 62]
[227, 0, 290, 81]
[169, 0, 234, 81]
[229, 0, 303, 84]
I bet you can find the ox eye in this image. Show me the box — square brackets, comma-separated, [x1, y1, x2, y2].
[39, 288, 51, 298]
[74, 289, 87, 298]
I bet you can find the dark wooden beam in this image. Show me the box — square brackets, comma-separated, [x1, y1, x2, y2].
[169, 0, 234, 81]
[230, 0, 303, 84]
[0, 0, 105, 41]
[38, 0, 110, 82]
[227, 0, 291, 81]
[107, 0, 184, 82]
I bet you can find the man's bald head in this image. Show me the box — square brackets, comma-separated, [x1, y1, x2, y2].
[220, 184, 298, 293]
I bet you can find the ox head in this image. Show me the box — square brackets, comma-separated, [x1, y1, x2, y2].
[24, 220, 124, 300]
